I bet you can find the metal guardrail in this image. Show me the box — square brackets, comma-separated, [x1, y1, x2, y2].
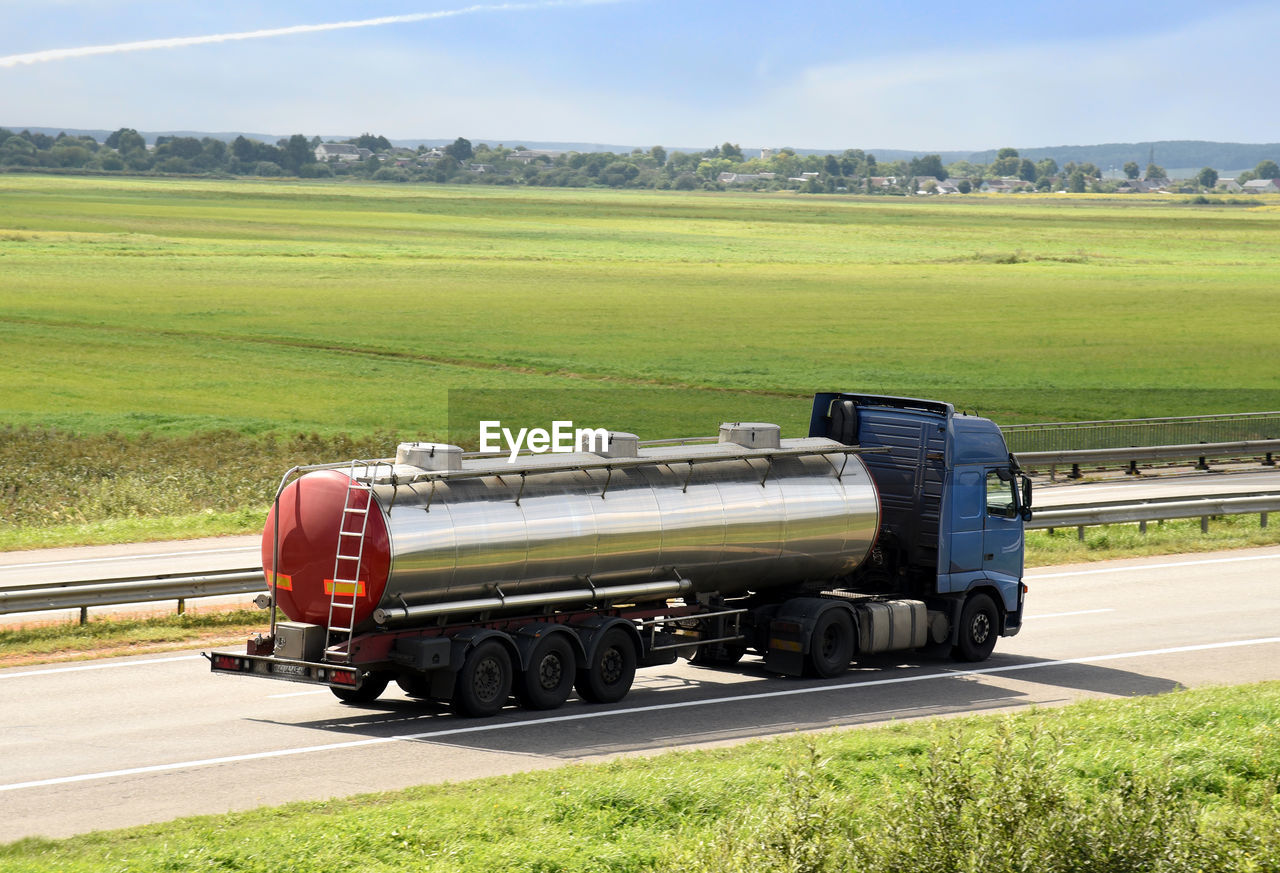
[0, 569, 264, 620]
[1002, 411, 1280, 453]
[2, 491, 1276, 620]
[1016, 439, 1280, 478]
[1029, 492, 1279, 531]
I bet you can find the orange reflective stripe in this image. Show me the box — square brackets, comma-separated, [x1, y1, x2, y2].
[265, 572, 292, 590]
[323, 579, 366, 597]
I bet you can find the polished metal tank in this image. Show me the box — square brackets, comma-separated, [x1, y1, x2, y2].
[263, 432, 880, 629]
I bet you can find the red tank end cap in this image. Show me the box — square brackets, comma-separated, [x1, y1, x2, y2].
[261, 470, 390, 627]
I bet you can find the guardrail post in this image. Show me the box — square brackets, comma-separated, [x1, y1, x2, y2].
[1070, 463, 1082, 479]
[1127, 460, 1139, 475]
[1196, 455, 1209, 471]
[1139, 520, 1147, 534]
[1263, 512, 1269, 529]
[1265, 452, 1275, 467]
[1201, 516, 1209, 533]
[177, 598, 186, 616]
[1077, 525, 1085, 541]
[79, 606, 88, 626]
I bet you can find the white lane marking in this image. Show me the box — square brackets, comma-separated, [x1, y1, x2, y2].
[268, 689, 330, 699]
[1027, 608, 1114, 619]
[0, 655, 199, 679]
[4, 635, 1278, 794]
[1028, 553, 1280, 579]
[0, 546, 256, 571]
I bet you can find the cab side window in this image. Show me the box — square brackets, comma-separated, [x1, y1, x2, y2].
[986, 470, 1017, 519]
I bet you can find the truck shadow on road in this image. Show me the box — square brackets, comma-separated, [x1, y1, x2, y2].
[245, 652, 1182, 759]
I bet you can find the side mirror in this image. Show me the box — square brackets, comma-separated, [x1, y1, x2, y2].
[1020, 476, 1033, 521]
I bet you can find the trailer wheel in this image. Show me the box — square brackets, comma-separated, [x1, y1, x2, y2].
[806, 609, 854, 678]
[517, 634, 577, 710]
[954, 593, 998, 662]
[454, 640, 513, 717]
[331, 672, 390, 704]
[575, 627, 636, 704]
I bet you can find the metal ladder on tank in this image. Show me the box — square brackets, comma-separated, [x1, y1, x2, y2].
[326, 461, 379, 662]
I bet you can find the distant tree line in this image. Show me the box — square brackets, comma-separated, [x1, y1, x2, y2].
[2, 127, 1277, 195]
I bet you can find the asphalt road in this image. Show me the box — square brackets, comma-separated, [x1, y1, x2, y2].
[0, 536, 263, 624]
[1, 546, 1277, 842]
[1031, 467, 1280, 506]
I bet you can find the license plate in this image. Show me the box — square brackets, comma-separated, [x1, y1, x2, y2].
[271, 663, 308, 677]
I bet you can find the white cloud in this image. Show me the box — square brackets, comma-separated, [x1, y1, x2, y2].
[719, 3, 1280, 149]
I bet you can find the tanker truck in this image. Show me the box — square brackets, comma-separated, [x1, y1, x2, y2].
[209, 392, 1032, 717]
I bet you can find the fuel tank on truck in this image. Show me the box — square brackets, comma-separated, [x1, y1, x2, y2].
[262, 425, 881, 631]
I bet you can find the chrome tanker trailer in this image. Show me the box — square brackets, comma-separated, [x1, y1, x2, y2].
[209, 393, 1031, 716]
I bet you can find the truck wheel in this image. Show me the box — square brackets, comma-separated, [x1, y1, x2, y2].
[331, 672, 390, 704]
[518, 634, 577, 710]
[454, 640, 513, 717]
[806, 608, 854, 678]
[954, 593, 998, 662]
[575, 627, 636, 704]
[396, 672, 432, 699]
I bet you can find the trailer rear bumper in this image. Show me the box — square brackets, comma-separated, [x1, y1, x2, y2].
[206, 650, 362, 689]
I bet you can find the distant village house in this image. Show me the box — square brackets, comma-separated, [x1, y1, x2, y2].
[314, 143, 363, 162]
[981, 178, 1035, 193]
[717, 172, 776, 184]
[1243, 178, 1280, 194]
[508, 149, 560, 164]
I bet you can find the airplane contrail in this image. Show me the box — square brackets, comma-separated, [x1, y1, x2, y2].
[0, 0, 624, 69]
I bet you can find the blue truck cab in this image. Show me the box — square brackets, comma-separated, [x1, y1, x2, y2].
[809, 393, 1031, 658]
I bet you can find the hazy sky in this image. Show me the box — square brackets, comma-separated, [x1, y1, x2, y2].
[3, 0, 1275, 150]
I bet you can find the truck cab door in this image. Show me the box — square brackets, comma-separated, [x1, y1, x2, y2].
[982, 468, 1024, 582]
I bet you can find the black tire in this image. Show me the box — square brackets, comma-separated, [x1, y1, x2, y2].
[954, 593, 999, 662]
[330, 672, 390, 704]
[806, 608, 854, 678]
[453, 640, 513, 717]
[574, 627, 637, 704]
[396, 672, 433, 700]
[517, 634, 577, 710]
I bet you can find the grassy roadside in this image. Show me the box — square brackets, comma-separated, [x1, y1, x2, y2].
[0, 609, 265, 668]
[2, 682, 1277, 871]
[1026, 514, 1280, 565]
[0, 508, 268, 551]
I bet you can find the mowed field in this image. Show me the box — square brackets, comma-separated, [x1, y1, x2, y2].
[3, 175, 1278, 442]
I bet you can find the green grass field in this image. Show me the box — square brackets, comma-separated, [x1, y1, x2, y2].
[2, 175, 1278, 544]
[2, 176, 1277, 439]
